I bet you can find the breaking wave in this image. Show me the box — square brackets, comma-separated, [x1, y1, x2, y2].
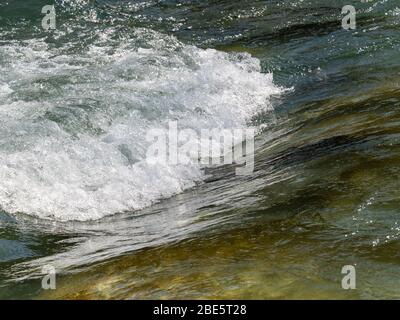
[0, 25, 281, 220]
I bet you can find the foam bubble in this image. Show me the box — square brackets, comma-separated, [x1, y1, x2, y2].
[0, 83, 13, 96]
[0, 29, 281, 221]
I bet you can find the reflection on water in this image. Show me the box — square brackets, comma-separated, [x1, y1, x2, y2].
[39, 220, 400, 300]
[3, 85, 400, 299]
[1, 0, 400, 299]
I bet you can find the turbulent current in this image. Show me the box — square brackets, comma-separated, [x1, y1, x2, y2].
[1, 0, 400, 299]
[0, 27, 280, 221]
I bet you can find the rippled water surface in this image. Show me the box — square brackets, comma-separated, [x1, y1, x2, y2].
[1, 0, 400, 299]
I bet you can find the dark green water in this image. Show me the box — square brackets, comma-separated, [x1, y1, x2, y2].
[1, 0, 400, 299]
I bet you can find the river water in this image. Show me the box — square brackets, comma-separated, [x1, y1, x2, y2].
[1, 0, 400, 299]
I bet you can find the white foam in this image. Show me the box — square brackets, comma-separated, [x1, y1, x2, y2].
[0, 83, 13, 96]
[0, 29, 281, 221]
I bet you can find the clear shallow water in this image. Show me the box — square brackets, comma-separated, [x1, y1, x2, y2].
[1, 0, 400, 299]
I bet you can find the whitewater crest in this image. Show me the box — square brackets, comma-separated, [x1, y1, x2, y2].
[0, 29, 281, 221]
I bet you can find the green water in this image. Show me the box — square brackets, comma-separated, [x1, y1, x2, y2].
[1, 0, 400, 299]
